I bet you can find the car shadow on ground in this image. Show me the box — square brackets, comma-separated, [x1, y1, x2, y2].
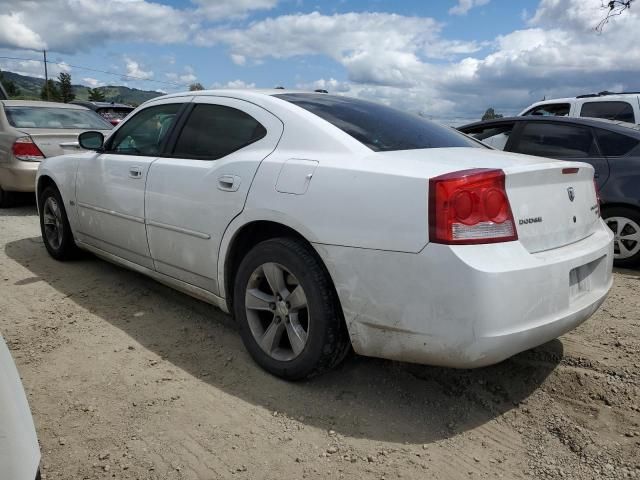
[6, 235, 564, 444]
[0, 194, 36, 217]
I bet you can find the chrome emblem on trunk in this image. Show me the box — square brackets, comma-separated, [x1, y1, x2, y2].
[567, 187, 575, 202]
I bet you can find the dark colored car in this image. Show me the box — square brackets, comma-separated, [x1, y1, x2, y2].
[459, 116, 640, 267]
[70, 100, 134, 126]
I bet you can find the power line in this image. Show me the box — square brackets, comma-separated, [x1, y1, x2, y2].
[0, 55, 190, 88]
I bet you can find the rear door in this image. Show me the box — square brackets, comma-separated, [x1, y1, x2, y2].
[508, 120, 610, 189]
[144, 96, 283, 294]
[75, 99, 188, 267]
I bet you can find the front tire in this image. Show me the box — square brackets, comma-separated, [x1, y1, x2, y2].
[603, 206, 640, 268]
[39, 186, 79, 261]
[233, 237, 350, 380]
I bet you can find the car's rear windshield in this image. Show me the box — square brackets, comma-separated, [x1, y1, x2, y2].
[96, 107, 133, 120]
[4, 106, 112, 129]
[274, 93, 482, 152]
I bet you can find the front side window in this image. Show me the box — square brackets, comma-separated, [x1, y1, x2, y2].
[580, 101, 635, 123]
[595, 129, 640, 156]
[172, 104, 267, 160]
[516, 122, 597, 158]
[275, 93, 482, 152]
[523, 104, 571, 117]
[107, 103, 182, 156]
[464, 124, 515, 150]
[4, 106, 112, 129]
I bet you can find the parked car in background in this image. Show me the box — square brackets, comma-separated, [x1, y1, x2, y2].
[71, 100, 134, 126]
[519, 91, 640, 124]
[459, 116, 640, 267]
[37, 91, 613, 379]
[0, 100, 112, 207]
[0, 333, 41, 480]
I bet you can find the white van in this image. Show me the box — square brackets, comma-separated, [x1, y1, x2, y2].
[519, 92, 640, 124]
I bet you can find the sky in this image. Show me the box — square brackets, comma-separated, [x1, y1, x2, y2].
[0, 0, 638, 124]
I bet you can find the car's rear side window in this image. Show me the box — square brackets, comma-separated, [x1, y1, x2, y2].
[595, 129, 640, 156]
[580, 101, 635, 123]
[172, 104, 266, 160]
[516, 122, 597, 158]
[4, 106, 112, 129]
[523, 104, 571, 117]
[464, 123, 516, 150]
[274, 93, 481, 152]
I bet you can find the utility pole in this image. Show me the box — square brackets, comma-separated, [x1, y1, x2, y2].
[43, 50, 49, 101]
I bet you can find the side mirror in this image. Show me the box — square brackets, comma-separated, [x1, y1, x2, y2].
[78, 131, 104, 151]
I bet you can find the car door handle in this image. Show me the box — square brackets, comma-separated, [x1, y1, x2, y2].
[129, 166, 143, 179]
[218, 175, 241, 192]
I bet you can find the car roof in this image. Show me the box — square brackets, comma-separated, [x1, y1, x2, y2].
[459, 116, 640, 137]
[1, 100, 91, 110]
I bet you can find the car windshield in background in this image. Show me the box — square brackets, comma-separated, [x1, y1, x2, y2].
[275, 93, 482, 152]
[97, 107, 133, 120]
[5, 107, 113, 130]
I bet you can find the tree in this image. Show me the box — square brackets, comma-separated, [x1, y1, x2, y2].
[481, 108, 503, 121]
[40, 79, 61, 101]
[58, 72, 75, 103]
[189, 82, 204, 91]
[597, 0, 635, 31]
[88, 88, 106, 101]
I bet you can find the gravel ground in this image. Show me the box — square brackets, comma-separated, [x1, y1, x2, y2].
[1, 201, 639, 480]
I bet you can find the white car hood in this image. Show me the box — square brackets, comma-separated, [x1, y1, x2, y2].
[0, 335, 40, 480]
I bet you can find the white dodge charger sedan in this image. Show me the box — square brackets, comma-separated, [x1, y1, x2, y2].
[36, 90, 614, 380]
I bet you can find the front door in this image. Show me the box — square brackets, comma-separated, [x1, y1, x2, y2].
[144, 96, 283, 294]
[75, 100, 187, 268]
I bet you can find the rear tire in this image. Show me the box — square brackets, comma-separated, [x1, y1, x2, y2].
[38, 186, 79, 261]
[602, 206, 640, 268]
[233, 237, 350, 380]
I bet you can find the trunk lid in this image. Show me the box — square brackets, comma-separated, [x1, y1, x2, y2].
[504, 162, 600, 253]
[17, 128, 111, 158]
[365, 148, 600, 253]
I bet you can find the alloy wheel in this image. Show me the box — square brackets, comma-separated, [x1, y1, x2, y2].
[606, 216, 640, 260]
[245, 262, 309, 362]
[43, 196, 64, 250]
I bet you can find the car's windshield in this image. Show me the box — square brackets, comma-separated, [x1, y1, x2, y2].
[275, 93, 483, 152]
[4, 106, 113, 129]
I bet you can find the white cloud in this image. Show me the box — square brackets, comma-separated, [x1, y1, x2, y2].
[449, 0, 490, 16]
[231, 54, 247, 66]
[192, 0, 278, 19]
[212, 79, 256, 89]
[124, 57, 153, 80]
[0, 13, 46, 50]
[196, 12, 478, 87]
[83, 77, 103, 87]
[165, 66, 198, 84]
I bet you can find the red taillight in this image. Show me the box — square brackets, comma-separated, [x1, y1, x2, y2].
[12, 137, 45, 161]
[429, 168, 518, 244]
[109, 118, 121, 126]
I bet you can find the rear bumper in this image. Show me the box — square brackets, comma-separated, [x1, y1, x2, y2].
[0, 161, 39, 192]
[315, 221, 614, 368]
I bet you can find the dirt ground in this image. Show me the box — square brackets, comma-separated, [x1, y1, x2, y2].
[1, 201, 639, 480]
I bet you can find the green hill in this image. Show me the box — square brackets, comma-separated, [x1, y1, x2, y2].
[0, 70, 164, 106]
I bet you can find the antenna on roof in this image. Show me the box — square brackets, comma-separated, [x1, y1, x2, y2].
[274, 86, 285, 89]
